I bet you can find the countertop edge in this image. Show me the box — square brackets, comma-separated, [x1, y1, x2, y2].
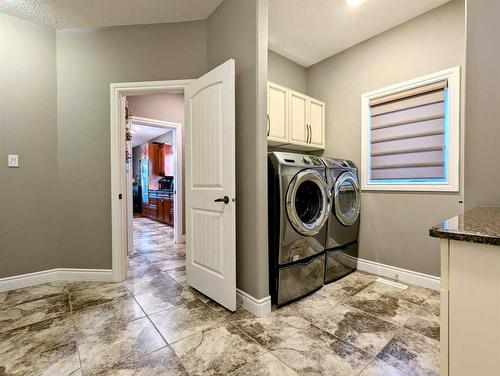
[429, 227, 500, 246]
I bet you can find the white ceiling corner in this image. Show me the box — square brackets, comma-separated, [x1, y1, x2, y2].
[131, 124, 171, 148]
[0, 0, 223, 29]
[269, 0, 451, 67]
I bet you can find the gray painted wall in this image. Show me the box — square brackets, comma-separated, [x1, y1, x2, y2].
[127, 93, 184, 125]
[464, 0, 500, 209]
[207, 0, 269, 299]
[307, 0, 465, 277]
[56, 21, 207, 269]
[0, 14, 59, 277]
[268, 50, 307, 93]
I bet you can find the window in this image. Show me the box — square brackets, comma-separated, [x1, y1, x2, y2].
[361, 66, 460, 191]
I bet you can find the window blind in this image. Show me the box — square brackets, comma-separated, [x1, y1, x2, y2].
[369, 80, 447, 181]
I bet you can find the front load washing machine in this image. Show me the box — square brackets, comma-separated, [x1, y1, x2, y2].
[268, 152, 330, 306]
[322, 157, 361, 283]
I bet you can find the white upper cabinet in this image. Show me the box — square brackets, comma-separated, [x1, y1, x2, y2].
[267, 82, 288, 145]
[289, 90, 309, 145]
[267, 81, 325, 150]
[308, 97, 325, 148]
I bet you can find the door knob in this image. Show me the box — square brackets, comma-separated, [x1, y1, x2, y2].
[214, 196, 230, 204]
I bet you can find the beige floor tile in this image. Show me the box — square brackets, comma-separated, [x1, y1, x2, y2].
[272, 325, 372, 376]
[0, 316, 79, 376]
[232, 308, 310, 349]
[99, 346, 188, 375]
[377, 328, 439, 376]
[78, 317, 166, 374]
[171, 322, 265, 375]
[149, 299, 227, 344]
[359, 358, 406, 376]
[72, 293, 145, 337]
[232, 352, 299, 376]
[314, 304, 399, 356]
[0, 293, 70, 333]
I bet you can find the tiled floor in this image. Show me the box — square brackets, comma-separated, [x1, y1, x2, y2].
[0, 217, 440, 375]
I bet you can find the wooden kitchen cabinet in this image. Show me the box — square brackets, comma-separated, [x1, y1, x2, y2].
[158, 144, 165, 176]
[144, 196, 174, 226]
[148, 142, 160, 178]
[267, 81, 325, 150]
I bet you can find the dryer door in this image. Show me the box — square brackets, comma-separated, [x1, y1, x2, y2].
[333, 171, 360, 226]
[286, 169, 330, 236]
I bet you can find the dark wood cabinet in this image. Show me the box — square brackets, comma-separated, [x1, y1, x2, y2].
[142, 195, 174, 226]
[148, 143, 160, 185]
[139, 140, 174, 226]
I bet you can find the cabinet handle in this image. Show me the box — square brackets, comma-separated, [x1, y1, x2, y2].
[308, 124, 312, 143]
[267, 114, 270, 137]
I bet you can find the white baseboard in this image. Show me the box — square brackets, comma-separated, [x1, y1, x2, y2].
[357, 258, 441, 291]
[0, 268, 114, 293]
[236, 288, 271, 317]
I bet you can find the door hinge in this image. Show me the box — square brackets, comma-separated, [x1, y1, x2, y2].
[119, 194, 123, 199]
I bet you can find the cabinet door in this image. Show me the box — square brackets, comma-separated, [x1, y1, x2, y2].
[164, 198, 172, 225]
[149, 143, 161, 176]
[158, 199, 164, 222]
[164, 145, 174, 176]
[289, 90, 308, 145]
[308, 98, 325, 148]
[267, 82, 288, 144]
[158, 144, 165, 176]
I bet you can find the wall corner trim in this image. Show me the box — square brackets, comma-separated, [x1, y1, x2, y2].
[357, 258, 441, 291]
[0, 268, 113, 293]
[236, 288, 271, 317]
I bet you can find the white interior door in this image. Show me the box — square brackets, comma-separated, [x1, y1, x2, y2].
[185, 59, 236, 311]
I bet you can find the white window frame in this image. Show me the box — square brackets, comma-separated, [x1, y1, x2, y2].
[360, 66, 461, 192]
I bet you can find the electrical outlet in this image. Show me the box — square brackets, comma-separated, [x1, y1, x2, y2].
[8, 154, 19, 168]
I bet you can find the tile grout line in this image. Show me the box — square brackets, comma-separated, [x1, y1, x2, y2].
[67, 281, 84, 376]
[125, 237, 193, 375]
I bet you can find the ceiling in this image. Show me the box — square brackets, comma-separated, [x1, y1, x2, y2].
[131, 124, 171, 148]
[269, 0, 451, 67]
[0, 0, 223, 29]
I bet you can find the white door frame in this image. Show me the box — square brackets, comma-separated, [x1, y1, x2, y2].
[130, 115, 183, 244]
[110, 79, 192, 282]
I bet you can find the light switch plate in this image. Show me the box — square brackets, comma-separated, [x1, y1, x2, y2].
[8, 154, 19, 168]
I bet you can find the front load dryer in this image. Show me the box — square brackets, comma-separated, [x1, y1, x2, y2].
[322, 157, 361, 283]
[268, 152, 330, 306]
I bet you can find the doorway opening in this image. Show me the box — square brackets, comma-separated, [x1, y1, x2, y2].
[128, 113, 182, 244]
[128, 111, 185, 280]
[110, 80, 191, 283]
[111, 60, 237, 312]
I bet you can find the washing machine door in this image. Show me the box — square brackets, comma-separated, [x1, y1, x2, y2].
[286, 169, 330, 236]
[333, 171, 360, 226]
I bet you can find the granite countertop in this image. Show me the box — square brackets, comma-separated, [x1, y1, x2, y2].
[429, 207, 500, 246]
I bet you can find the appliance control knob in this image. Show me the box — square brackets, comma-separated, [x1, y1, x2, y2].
[342, 160, 350, 167]
[302, 157, 310, 164]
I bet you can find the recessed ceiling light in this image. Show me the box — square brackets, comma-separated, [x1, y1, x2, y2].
[346, 0, 366, 6]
